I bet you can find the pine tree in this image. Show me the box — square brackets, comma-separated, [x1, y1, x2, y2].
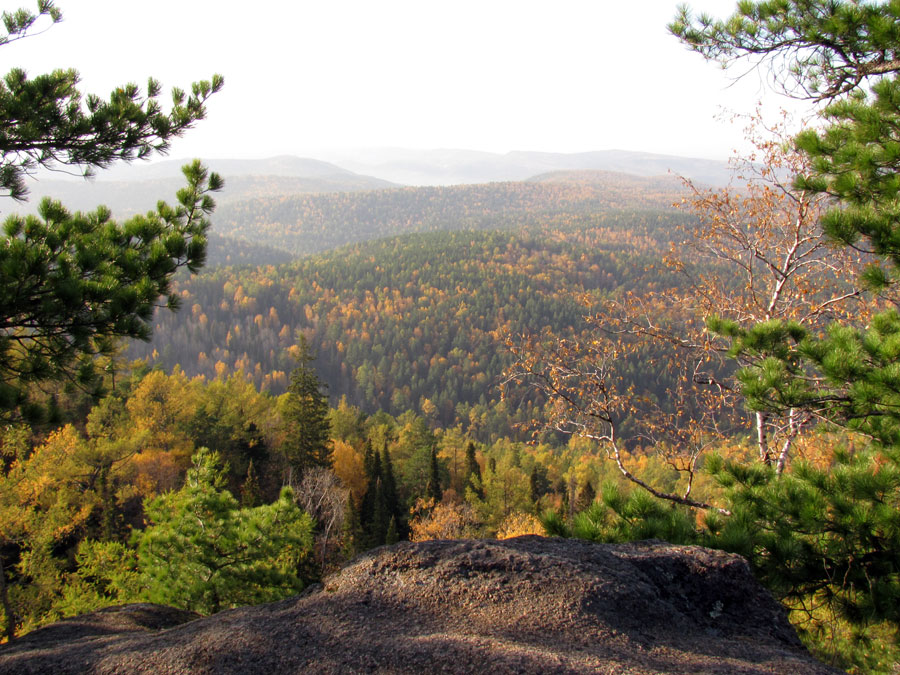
[0, 2, 223, 423]
[137, 448, 313, 615]
[670, 0, 900, 650]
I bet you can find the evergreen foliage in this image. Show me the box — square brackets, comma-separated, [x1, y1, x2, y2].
[464, 441, 484, 499]
[670, 0, 900, 100]
[0, 2, 222, 202]
[241, 459, 261, 507]
[667, 1, 900, 667]
[281, 336, 332, 478]
[426, 446, 443, 503]
[137, 448, 313, 615]
[0, 1, 222, 422]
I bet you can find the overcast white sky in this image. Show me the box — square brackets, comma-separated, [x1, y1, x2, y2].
[7, 0, 816, 162]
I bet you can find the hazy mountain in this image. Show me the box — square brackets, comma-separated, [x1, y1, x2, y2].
[7, 157, 397, 218]
[317, 148, 735, 187]
[1, 149, 729, 221]
[94, 155, 367, 181]
[210, 171, 689, 257]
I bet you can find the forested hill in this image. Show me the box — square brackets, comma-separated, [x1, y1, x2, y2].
[128, 212, 690, 437]
[205, 232, 294, 268]
[212, 172, 689, 257]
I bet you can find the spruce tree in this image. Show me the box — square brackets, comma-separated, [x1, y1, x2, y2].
[360, 442, 392, 547]
[385, 516, 399, 545]
[464, 441, 484, 500]
[359, 441, 377, 528]
[426, 446, 443, 503]
[240, 460, 261, 507]
[380, 446, 404, 539]
[529, 463, 550, 508]
[281, 336, 332, 479]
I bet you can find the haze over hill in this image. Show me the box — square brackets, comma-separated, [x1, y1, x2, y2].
[7, 156, 397, 218]
[314, 148, 735, 187]
[5, 148, 732, 220]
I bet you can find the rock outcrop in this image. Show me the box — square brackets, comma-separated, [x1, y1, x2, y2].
[0, 536, 840, 674]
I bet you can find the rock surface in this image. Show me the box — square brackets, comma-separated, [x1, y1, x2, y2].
[0, 536, 841, 674]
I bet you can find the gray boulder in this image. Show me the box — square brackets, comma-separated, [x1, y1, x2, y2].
[0, 536, 841, 674]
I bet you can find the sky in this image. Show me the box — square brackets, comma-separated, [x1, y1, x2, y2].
[6, 0, 817, 163]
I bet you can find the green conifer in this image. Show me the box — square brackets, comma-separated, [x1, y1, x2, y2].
[426, 446, 443, 503]
[464, 441, 484, 500]
[281, 336, 332, 479]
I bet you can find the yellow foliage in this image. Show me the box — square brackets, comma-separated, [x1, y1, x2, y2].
[331, 439, 367, 505]
[495, 512, 544, 539]
[409, 498, 480, 542]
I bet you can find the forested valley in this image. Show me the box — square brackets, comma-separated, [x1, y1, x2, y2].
[130, 201, 690, 436]
[4, 172, 717, 641]
[5, 148, 893, 673]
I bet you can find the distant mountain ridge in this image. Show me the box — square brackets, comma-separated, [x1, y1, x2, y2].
[211, 171, 690, 257]
[7, 158, 397, 218]
[92, 155, 364, 181]
[5, 149, 733, 219]
[316, 148, 734, 187]
[527, 169, 687, 191]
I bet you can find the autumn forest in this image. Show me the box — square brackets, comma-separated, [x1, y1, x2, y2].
[7, 1, 900, 673]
